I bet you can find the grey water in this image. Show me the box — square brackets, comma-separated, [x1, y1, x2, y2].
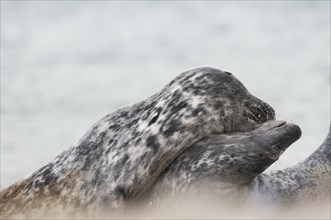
[1, 1, 330, 188]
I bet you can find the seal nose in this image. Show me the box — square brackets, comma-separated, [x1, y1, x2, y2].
[274, 124, 302, 151]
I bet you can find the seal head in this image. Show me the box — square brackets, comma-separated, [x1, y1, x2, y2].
[151, 120, 301, 199]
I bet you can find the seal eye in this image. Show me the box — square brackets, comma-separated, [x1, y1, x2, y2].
[224, 71, 232, 76]
[272, 145, 282, 152]
[245, 103, 266, 123]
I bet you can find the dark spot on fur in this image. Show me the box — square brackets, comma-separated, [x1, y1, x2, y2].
[192, 108, 201, 116]
[126, 118, 140, 128]
[163, 119, 180, 137]
[200, 162, 208, 168]
[135, 137, 142, 145]
[174, 101, 188, 112]
[221, 157, 230, 163]
[119, 111, 129, 118]
[132, 130, 139, 138]
[43, 173, 54, 185]
[146, 135, 160, 153]
[148, 108, 162, 126]
[180, 72, 196, 85]
[113, 154, 130, 178]
[115, 186, 128, 200]
[108, 139, 114, 145]
[108, 124, 120, 130]
[213, 100, 223, 110]
[121, 154, 129, 165]
[29, 164, 57, 188]
[193, 90, 200, 96]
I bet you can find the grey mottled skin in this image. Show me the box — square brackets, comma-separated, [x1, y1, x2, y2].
[0, 67, 275, 218]
[246, 122, 331, 204]
[150, 121, 301, 205]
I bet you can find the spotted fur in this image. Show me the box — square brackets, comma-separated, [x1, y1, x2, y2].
[149, 120, 301, 207]
[0, 67, 275, 218]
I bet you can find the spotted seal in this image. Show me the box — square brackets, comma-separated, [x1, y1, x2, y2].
[149, 120, 301, 207]
[149, 120, 329, 216]
[0, 67, 275, 218]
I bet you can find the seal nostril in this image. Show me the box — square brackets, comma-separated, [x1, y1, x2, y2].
[224, 71, 232, 76]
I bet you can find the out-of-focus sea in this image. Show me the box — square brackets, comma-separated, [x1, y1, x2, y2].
[1, 1, 330, 188]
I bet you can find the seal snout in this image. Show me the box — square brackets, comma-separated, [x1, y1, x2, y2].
[262, 121, 301, 142]
[286, 123, 302, 141]
[271, 122, 302, 143]
[271, 123, 302, 157]
[257, 121, 301, 161]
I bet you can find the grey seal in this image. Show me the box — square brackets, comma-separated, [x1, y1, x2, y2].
[246, 122, 330, 205]
[149, 120, 301, 206]
[150, 120, 329, 215]
[0, 67, 275, 218]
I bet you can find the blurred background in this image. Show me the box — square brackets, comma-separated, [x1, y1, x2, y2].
[1, 1, 330, 188]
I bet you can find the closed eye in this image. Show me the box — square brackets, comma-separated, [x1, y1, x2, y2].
[272, 145, 282, 151]
[245, 103, 266, 123]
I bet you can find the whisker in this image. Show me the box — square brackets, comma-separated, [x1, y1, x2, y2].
[277, 112, 288, 122]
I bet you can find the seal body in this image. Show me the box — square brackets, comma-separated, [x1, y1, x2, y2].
[149, 121, 301, 207]
[0, 67, 275, 218]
